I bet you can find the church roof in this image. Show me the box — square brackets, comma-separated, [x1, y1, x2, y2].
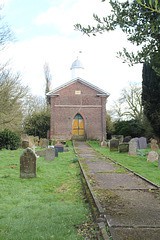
[47, 77, 110, 97]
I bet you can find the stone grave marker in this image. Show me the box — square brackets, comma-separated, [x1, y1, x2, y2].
[128, 139, 137, 156]
[132, 137, 140, 149]
[123, 136, 131, 143]
[100, 140, 107, 148]
[110, 139, 119, 151]
[49, 146, 58, 157]
[139, 137, 147, 149]
[158, 155, 160, 168]
[150, 139, 159, 151]
[20, 148, 37, 178]
[147, 151, 159, 162]
[21, 141, 29, 149]
[45, 148, 55, 161]
[42, 138, 49, 148]
[111, 135, 124, 143]
[119, 143, 129, 153]
[36, 149, 46, 157]
[39, 138, 43, 147]
[55, 142, 64, 152]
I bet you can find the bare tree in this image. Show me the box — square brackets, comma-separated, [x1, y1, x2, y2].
[44, 62, 52, 105]
[111, 83, 143, 121]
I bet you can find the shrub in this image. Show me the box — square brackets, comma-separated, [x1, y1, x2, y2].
[0, 129, 21, 150]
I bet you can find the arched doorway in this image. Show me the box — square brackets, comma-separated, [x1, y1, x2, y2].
[72, 113, 84, 136]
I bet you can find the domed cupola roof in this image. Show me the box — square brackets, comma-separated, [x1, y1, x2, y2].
[70, 58, 84, 70]
[70, 57, 84, 79]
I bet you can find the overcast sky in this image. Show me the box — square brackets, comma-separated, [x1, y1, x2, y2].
[1, 0, 142, 109]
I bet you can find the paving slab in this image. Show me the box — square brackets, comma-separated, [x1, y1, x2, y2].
[74, 141, 160, 240]
[109, 227, 160, 240]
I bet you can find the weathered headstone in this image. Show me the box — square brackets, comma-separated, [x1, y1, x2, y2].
[21, 141, 29, 149]
[42, 138, 49, 148]
[111, 135, 124, 143]
[110, 139, 119, 151]
[139, 137, 147, 149]
[36, 149, 46, 157]
[147, 151, 159, 162]
[55, 142, 64, 152]
[132, 137, 140, 149]
[123, 136, 131, 143]
[49, 146, 58, 157]
[100, 140, 107, 148]
[20, 148, 37, 178]
[39, 138, 43, 147]
[119, 143, 129, 153]
[128, 139, 137, 156]
[45, 148, 55, 161]
[150, 139, 159, 151]
[158, 155, 160, 168]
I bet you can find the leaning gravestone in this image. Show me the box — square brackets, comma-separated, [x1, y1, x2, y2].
[139, 137, 147, 149]
[20, 148, 37, 178]
[132, 137, 140, 149]
[128, 139, 137, 156]
[147, 151, 159, 162]
[123, 136, 131, 143]
[42, 138, 49, 148]
[45, 148, 55, 161]
[150, 139, 159, 151]
[110, 139, 119, 151]
[119, 143, 129, 153]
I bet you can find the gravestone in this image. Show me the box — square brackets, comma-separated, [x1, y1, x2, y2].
[119, 143, 129, 153]
[132, 137, 140, 149]
[139, 137, 147, 149]
[21, 141, 29, 149]
[100, 140, 107, 148]
[45, 148, 55, 161]
[42, 138, 49, 148]
[36, 149, 46, 157]
[158, 155, 160, 168]
[123, 136, 131, 143]
[49, 146, 58, 157]
[128, 139, 137, 156]
[111, 135, 124, 143]
[55, 142, 64, 152]
[39, 138, 43, 147]
[110, 139, 119, 151]
[150, 139, 159, 151]
[147, 151, 159, 162]
[20, 148, 37, 178]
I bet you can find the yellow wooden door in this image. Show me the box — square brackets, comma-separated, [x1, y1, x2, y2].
[72, 114, 84, 136]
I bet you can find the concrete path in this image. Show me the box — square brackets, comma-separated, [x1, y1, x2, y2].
[74, 141, 160, 240]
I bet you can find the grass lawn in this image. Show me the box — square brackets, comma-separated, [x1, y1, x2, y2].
[0, 142, 96, 240]
[88, 141, 160, 186]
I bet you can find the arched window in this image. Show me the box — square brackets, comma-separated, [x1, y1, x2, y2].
[73, 113, 84, 136]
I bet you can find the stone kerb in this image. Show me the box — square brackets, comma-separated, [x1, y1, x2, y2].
[20, 148, 37, 178]
[128, 139, 137, 156]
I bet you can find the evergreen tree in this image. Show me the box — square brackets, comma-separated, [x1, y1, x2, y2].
[142, 63, 160, 138]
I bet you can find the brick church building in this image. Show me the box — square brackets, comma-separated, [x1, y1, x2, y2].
[47, 58, 109, 140]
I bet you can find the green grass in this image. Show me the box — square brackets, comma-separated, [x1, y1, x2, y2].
[88, 141, 160, 186]
[0, 143, 94, 240]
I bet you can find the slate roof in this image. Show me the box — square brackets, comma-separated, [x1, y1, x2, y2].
[47, 77, 110, 97]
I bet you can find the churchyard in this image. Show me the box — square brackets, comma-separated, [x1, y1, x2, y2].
[0, 142, 97, 240]
[89, 139, 160, 186]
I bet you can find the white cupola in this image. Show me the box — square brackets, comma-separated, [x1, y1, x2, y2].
[70, 57, 84, 79]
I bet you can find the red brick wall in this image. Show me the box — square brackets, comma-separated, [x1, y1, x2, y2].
[50, 81, 107, 140]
